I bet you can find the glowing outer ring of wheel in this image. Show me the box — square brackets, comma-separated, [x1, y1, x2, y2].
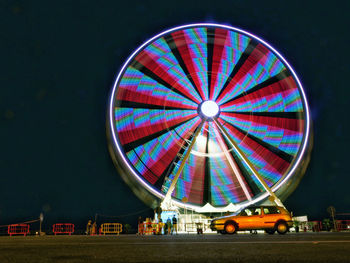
[108, 23, 311, 211]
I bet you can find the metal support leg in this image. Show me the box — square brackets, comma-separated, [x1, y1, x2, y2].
[213, 125, 252, 201]
[214, 119, 285, 208]
[162, 121, 205, 207]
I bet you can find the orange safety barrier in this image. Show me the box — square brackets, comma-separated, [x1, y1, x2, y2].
[138, 223, 144, 235]
[8, 224, 30, 236]
[100, 223, 122, 235]
[156, 222, 164, 235]
[52, 223, 75, 235]
[144, 222, 153, 235]
[138, 222, 164, 235]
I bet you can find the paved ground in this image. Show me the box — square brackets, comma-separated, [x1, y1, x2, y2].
[0, 232, 349, 263]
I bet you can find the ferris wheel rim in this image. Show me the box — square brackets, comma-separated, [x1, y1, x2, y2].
[108, 23, 311, 210]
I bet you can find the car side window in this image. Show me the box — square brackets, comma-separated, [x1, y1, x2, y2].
[253, 208, 261, 215]
[264, 207, 281, 214]
[240, 208, 253, 216]
[263, 208, 271, 214]
[274, 208, 281, 214]
[240, 210, 247, 216]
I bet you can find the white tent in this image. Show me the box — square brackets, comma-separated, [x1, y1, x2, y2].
[194, 203, 240, 213]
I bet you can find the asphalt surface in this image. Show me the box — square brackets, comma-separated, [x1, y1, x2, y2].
[0, 232, 349, 263]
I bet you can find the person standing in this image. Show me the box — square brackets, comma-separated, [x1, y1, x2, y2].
[91, 221, 97, 235]
[166, 217, 172, 235]
[163, 219, 168, 235]
[172, 215, 177, 234]
[86, 220, 92, 235]
[137, 216, 144, 235]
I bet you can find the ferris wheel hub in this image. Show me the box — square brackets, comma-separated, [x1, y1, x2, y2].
[199, 100, 220, 118]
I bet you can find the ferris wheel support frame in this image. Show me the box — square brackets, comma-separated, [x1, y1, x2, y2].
[213, 125, 252, 201]
[161, 120, 205, 209]
[214, 119, 286, 209]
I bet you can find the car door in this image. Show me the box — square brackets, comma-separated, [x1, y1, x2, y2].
[236, 208, 253, 229]
[247, 207, 264, 229]
[262, 206, 278, 228]
[237, 207, 263, 230]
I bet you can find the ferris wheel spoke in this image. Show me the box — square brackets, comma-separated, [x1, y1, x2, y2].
[128, 117, 202, 186]
[202, 123, 211, 205]
[118, 100, 196, 111]
[208, 28, 252, 102]
[210, 121, 264, 196]
[130, 149, 162, 184]
[159, 119, 205, 200]
[220, 117, 294, 163]
[206, 122, 249, 203]
[214, 118, 285, 207]
[117, 67, 199, 110]
[154, 119, 202, 190]
[154, 139, 188, 190]
[132, 59, 200, 104]
[154, 118, 203, 190]
[179, 123, 208, 204]
[165, 33, 206, 101]
[219, 112, 303, 157]
[163, 121, 205, 203]
[116, 108, 197, 145]
[219, 69, 291, 108]
[224, 111, 303, 119]
[216, 118, 290, 174]
[122, 117, 197, 153]
[212, 122, 253, 201]
[206, 27, 215, 100]
[219, 134, 264, 196]
[220, 111, 304, 133]
[215, 41, 288, 106]
[214, 40, 260, 102]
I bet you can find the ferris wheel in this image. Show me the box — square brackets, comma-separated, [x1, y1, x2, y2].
[107, 23, 311, 212]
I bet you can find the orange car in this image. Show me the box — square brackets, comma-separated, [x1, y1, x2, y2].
[210, 205, 293, 235]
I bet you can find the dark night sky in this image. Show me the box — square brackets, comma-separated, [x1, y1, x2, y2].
[1, 1, 349, 229]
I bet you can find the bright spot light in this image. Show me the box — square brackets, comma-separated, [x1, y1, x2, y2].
[200, 100, 219, 117]
[196, 134, 206, 146]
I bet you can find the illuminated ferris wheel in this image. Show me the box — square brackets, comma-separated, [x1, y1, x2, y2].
[107, 24, 311, 212]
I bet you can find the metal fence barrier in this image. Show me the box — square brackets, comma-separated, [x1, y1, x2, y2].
[52, 223, 75, 235]
[8, 224, 30, 236]
[100, 223, 122, 235]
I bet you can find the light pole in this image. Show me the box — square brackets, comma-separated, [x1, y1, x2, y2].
[39, 213, 44, 236]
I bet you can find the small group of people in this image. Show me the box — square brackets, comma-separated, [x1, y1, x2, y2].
[86, 220, 97, 235]
[164, 215, 177, 235]
[137, 215, 178, 235]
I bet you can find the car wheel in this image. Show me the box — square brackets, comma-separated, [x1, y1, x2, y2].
[276, 222, 288, 235]
[224, 222, 237, 234]
[265, 229, 275, 235]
